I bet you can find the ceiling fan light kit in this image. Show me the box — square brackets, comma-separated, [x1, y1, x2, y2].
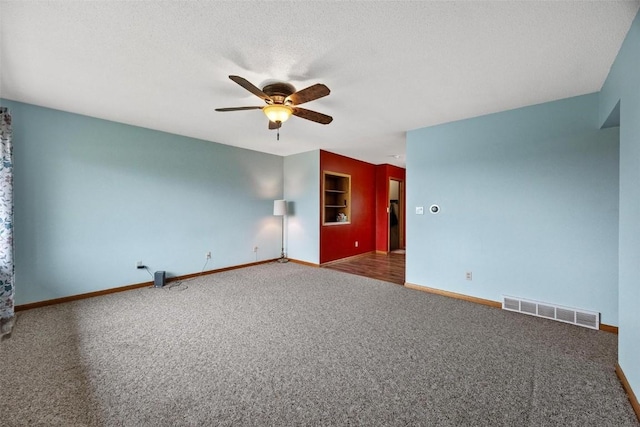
[216, 75, 332, 138]
[263, 104, 293, 123]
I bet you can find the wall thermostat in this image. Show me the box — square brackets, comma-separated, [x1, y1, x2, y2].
[430, 204, 440, 214]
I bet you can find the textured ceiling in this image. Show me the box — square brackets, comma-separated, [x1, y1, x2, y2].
[1, 1, 638, 167]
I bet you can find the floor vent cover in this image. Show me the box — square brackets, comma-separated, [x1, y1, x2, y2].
[502, 295, 599, 330]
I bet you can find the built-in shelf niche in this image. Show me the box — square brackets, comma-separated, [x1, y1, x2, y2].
[323, 171, 351, 225]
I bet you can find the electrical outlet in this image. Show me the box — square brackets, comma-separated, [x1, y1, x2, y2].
[136, 261, 144, 269]
[355, 241, 359, 247]
[206, 251, 211, 259]
[253, 246, 258, 253]
[466, 271, 473, 281]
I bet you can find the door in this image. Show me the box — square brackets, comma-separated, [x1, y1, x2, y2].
[389, 179, 404, 251]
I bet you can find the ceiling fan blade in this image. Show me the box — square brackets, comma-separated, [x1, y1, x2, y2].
[268, 121, 282, 130]
[286, 84, 330, 105]
[229, 75, 272, 102]
[292, 107, 333, 124]
[215, 106, 264, 112]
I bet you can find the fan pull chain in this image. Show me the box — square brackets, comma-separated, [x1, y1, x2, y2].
[277, 127, 280, 141]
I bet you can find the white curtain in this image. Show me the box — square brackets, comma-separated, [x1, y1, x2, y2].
[0, 107, 14, 337]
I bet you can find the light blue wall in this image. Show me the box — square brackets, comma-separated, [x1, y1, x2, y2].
[406, 93, 619, 325]
[1, 99, 284, 305]
[600, 9, 640, 402]
[284, 150, 320, 264]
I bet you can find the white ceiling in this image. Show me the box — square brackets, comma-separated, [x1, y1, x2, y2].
[1, 1, 638, 167]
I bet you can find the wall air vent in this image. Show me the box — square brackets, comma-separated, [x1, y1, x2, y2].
[502, 295, 599, 330]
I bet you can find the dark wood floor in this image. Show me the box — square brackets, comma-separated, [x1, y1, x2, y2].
[322, 252, 405, 285]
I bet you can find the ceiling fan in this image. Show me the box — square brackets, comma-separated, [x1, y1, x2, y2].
[215, 75, 333, 135]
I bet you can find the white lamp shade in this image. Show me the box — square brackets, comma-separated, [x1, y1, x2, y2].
[273, 199, 287, 216]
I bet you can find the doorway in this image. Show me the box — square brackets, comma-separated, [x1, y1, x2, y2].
[389, 179, 404, 252]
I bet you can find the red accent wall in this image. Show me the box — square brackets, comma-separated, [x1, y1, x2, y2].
[375, 164, 406, 252]
[320, 150, 376, 264]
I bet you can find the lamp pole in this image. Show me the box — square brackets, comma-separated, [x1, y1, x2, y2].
[273, 199, 288, 263]
[279, 214, 288, 263]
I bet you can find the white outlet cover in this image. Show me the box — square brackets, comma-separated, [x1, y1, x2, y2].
[416, 206, 424, 215]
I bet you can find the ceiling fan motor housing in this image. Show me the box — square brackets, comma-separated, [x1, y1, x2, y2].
[263, 82, 296, 105]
